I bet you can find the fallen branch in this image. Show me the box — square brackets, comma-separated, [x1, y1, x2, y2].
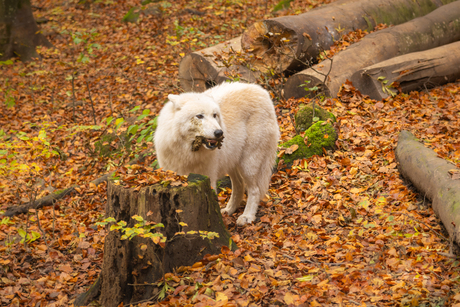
[3, 185, 78, 217]
[283, 1, 460, 99]
[395, 130, 460, 246]
[3, 150, 154, 217]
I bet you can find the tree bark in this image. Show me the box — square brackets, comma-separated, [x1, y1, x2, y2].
[178, 36, 258, 92]
[241, 0, 456, 75]
[396, 130, 460, 246]
[283, 0, 460, 99]
[352, 41, 460, 101]
[76, 174, 235, 307]
[0, 0, 52, 61]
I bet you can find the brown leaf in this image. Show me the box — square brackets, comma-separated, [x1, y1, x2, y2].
[285, 144, 299, 155]
[449, 169, 460, 180]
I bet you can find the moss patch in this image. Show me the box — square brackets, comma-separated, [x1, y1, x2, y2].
[294, 103, 336, 132]
[280, 121, 337, 166]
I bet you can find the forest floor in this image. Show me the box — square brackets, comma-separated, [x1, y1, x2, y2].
[1, 0, 460, 306]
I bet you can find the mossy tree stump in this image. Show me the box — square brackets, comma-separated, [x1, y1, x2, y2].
[75, 174, 234, 307]
[279, 121, 338, 167]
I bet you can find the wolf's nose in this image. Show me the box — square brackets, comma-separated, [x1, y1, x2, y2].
[214, 130, 223, 138]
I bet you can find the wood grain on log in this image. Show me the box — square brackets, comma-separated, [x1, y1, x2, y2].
[283, 1, 460, 99]
[354, 41, 460, 100]
[241, 0, 456, 75]
[396, 130, 460, 245]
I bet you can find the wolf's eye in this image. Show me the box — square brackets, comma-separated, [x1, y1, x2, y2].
[196, 114, 204, 119]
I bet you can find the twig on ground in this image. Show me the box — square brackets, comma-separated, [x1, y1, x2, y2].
[85, 81, 98, 125]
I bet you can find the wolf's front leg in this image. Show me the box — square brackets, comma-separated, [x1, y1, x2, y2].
[236, 185, 260, 226]
[221, 170, 244, 216]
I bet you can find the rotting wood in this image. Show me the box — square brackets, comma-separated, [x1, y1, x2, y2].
[75, 174, 235, 307]
[283, 1, 460, 99]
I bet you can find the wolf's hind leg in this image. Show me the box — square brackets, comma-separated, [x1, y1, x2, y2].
[221, 169, 244, 216]
[236, 183, 260, 226]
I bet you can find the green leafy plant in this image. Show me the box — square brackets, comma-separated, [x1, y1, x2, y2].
[0, 122, 60, 177]
[62, 29, 101, 64]
[92, 107, 157, 158]
[1, 78, 16, 108]
[18, 228, 41, 244]
[300, 80, 319, 94]
[97, 214, 219, 245]
[166, 20, 207, 50]
[377, 76, 397, 97]
[0, 217, 14, 226]
[273, 0, 294, 12]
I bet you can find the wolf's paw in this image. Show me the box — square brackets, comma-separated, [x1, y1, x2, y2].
[236, 214, 255, 226]
[221, 207, 236, 216]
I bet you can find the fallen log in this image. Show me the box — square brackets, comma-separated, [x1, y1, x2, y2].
[241, 0, 456, 75]
[178, 36, 258, 92]
[2, 149, 153, 217]
[353, 41, 460, 100]
[75, 174, 235, 307]
[283, 0, 460, 99]
[396, 130, 460, 245]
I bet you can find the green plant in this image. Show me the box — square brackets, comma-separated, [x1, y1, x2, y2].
[92, 107, 157, 158]
[62, 29, 101, 64]
[18, 228, 41, 244]
[166, 20, 207, 50]
[273, 0, 294, 12]
[0, 217, 14, 226]
[0, 122, 60, 177]
[96, 214, 219, 245]
[300, 80, 319, 93]
[157, 279, 175, 300]
[1, 78, 16, 108]
[377, 76, 397, 97]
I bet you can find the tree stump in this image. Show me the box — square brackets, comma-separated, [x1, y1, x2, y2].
[75, 174, 235, 307]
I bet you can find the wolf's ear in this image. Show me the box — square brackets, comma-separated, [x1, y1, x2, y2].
[168, 94, 181, 110]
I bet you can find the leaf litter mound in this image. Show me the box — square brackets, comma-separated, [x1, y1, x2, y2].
[0, 0, 460, 306]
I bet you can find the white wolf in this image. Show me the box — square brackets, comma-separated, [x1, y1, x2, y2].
[154, 82, 280, 225]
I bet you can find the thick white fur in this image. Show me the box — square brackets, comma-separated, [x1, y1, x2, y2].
[154, 82, 280, 225]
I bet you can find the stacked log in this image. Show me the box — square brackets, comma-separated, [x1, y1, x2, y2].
[179, 0, 456, 92]
[283, 1, 460, 99]
[178, 37, 258, 92]
[354, 41, 460, 101]
[239, 0, 455, 74]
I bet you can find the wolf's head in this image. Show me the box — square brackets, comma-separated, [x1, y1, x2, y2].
[168, 93, 224, 151]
